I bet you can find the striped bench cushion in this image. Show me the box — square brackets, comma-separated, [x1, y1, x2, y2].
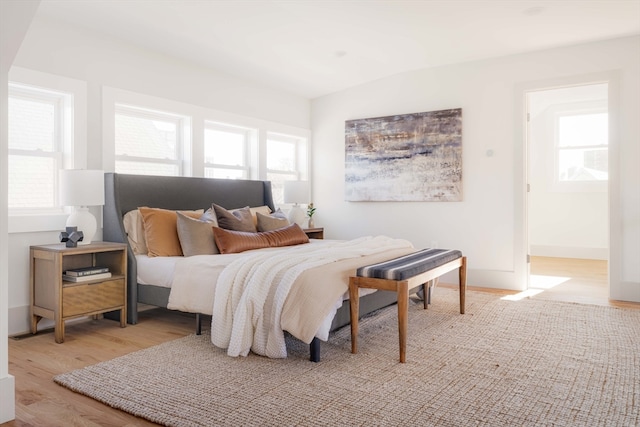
[356, 248, 462, 281]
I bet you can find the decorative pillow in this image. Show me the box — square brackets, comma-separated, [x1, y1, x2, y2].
[256, 211, 289, 232]
[213, 204, 257, 232]
[228, 205, 272, 226]
[199, 207, 218, 224]
[212, 223, 309, 254]
[249, 205, 272, 225]
[176, 212, 220, 256]
[139, 207, 203, 257]
[123, 209, 148, 255]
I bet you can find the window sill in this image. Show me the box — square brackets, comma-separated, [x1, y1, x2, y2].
[8, 213, 69, 234]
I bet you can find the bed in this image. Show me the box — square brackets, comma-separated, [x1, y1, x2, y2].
[102, 173, 411, 361]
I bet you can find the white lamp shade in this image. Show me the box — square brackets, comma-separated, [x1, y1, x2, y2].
[283, 180, 309, 204]
[59, 169, 105, 207]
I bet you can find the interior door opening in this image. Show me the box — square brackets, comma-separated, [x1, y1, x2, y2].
[525, 83, 609, 304]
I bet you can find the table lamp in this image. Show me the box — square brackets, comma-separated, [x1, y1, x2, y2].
[59, 169, 105, 245]
[283, 180, 309, 227]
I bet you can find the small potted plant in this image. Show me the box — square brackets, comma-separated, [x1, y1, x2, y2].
[307, 203, 316, 228]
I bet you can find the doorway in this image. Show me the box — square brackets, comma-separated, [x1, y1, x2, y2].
[526, 83, 609, 304]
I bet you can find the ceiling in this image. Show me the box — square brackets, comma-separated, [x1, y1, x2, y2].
[35, 0, 640, 99]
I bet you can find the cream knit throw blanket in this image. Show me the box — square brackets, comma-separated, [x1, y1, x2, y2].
[211, 236, 412, 358]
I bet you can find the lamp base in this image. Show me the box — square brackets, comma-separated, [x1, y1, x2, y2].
[66, 207, 97, 245]
[288, 205, 307, 227]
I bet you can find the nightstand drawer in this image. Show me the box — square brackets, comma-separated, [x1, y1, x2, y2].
[62, 279, 125, 317]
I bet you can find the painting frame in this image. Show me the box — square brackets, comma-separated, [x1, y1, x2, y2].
[345, 108, 462, 202]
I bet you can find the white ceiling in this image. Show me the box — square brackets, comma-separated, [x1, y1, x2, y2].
[36, 0, 640, 99]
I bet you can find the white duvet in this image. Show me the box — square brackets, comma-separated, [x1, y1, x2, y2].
[168, 236, 414, 358]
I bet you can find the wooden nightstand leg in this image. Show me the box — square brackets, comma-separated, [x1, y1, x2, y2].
[120, 307, 126, 328]
[397, 282, 409, 363]
[349, 279, 360, 354]
[31, 314, 41, 334]
[54, 316, 64, 343]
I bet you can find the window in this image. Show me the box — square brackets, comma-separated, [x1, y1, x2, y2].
[266, 132, 308, 205]
[204, 122, 255, 179]
[104, 87, 311, 208]
[115, 105, 186, 176]
[8, 83, 71, 213]
[556, 112, 608, 182]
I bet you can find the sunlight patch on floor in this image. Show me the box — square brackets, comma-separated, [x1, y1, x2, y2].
[528, 274, 571, 289]
[501, 288, 545, 301]
[500, 274, 571, 301]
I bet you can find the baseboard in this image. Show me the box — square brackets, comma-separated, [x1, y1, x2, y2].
[440, 269, 521, 291]
[9, 304, 88, 337]
[0, 375, 15, 423]
[530, 245, 608, 260]
[8, 305, 40, 337]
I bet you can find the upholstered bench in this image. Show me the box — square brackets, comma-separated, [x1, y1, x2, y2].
[349, 248, 467, 363]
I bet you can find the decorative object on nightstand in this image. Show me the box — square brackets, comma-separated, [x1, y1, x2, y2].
[30, 242, 127, 343]
[59, 226, 83, 247]
[59, 169, 105, 245]
[306, 202, 316, 228]
[284, 180, 309, 227]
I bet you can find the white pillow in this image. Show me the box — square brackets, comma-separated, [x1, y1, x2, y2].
[123, 209, 147, 255]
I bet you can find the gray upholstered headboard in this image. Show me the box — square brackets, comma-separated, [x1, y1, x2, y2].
[102, 172, 275, 324]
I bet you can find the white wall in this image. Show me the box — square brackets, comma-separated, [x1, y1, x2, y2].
[1, 1, 41, 422]
[311, 36, 640, 301]
[7, 15, 310, 336]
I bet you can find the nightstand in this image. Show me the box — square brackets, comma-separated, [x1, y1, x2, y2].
[30, 241, 127, 343]
[304, 227, 324, 239]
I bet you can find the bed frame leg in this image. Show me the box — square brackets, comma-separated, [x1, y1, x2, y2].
[196, 313, 202, 335]
[309, 337, 320, 362]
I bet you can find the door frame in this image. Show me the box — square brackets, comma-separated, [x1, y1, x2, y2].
[514, 70, 620, 297]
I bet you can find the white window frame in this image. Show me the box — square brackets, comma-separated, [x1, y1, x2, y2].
[266, 132, 306, 179]
[102, 87, 311, 207]
[103, 88, 194, 176]
[9, 86, 65, 212]
[204, 121, 257, 179]
[265, 131, 309, 205]
[7, 67, 87, 233]
[551, 103, 608, 193]
[114, 104, 187, 176]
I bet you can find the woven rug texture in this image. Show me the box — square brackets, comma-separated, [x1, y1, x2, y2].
[54, 288, 640, 427]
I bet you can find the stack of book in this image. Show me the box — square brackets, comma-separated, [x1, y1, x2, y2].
[62, 266, 112, 282]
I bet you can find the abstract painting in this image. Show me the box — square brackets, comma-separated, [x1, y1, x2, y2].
[345, 108, 462, 201]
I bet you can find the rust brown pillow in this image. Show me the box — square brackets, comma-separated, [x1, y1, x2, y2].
[212, 223, 309, 254]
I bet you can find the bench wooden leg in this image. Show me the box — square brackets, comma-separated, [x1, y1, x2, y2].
[397, 282, 409, 363]
[422, 282, 428, 309]
[459, 256, 467, 314]
[350, 255, 466, 363]
[349, 278, 360, 354]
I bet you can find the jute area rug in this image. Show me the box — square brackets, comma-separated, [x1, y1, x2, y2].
[55, 289, 640, 427]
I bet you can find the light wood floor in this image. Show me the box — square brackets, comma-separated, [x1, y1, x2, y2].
[5, 258, 638, 426]
[529, 256, 613, 306]
[6, 308, 195, 427]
